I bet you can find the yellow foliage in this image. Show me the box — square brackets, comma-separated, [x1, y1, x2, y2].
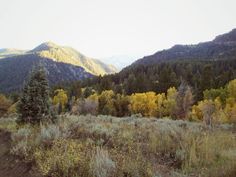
[7, 102, 17, 114]
[53, 89, 68, 111]
[191, 98, 228, 124]
[227, 79, 236, 100]
[88, 93, 99, 101]
[0, 94, 12, 117]
[191, 104, 203, 121]
[34, 139, 82, 176]
[98, 90, 117, 115]
[163, 87, 177, 117]
[225, 103, 236, 123]
[130, 92, 157, 117]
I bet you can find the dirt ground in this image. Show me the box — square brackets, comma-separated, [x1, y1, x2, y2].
[0, 130, 42, 177]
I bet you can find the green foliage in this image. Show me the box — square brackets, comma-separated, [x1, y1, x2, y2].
[82, 59, 236, 101]
[114, 94, 130, 117]
[203, 87, 227, 104]
[192, 79, 236, 124]
[83, 87, 94, 98]
[98, 90, 116, 116]
[18, 66, 52, 124]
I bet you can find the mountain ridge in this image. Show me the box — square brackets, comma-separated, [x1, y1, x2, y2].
[1, 42, 118, 75]
[0, 42, 117, 92]
[131, 28, 236, 67]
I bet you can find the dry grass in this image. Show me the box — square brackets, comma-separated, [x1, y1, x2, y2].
[0, 115, 236, 177]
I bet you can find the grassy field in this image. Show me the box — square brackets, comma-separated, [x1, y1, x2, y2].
[0, 115, 236, 177]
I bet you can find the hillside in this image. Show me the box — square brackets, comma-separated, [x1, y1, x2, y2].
[132, 29, 236, 66]
[84, 29, 236, 100]
[30, 42, 117, 75]
[0, 49, 26, 59]
[0, 54, 93, 92]
[0, 42, 117, 93]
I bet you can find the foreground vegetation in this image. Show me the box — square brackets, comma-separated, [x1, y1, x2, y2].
[0, 66, 236, 177]
[0, 115, 235, 177]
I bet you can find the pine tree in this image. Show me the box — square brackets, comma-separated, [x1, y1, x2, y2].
[18, 66, 52, 124]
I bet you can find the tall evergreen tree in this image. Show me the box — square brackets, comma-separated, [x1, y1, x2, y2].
[18, 66, 52, 124]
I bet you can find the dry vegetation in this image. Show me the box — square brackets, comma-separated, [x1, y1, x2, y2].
[0, 115, 236, 177]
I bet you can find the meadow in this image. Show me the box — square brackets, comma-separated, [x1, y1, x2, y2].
[1, 115, 235, 177]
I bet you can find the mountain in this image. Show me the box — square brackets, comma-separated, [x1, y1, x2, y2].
[0, 48, 26, 59]
[0, 42, 117, 92]
[84, 28, 236, 101]
[132, 28, 236, 66]
[29, 42, 117, 75]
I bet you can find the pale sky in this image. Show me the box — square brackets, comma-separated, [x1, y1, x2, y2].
[0, 0, 236, 59]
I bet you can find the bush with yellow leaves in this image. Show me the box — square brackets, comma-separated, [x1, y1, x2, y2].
[34, 139, 82, 177]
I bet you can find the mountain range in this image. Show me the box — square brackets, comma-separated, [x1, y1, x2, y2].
[131, 28, 236, 67]
[84, 28, 236, 100]
[1, 29, 236, 94]
[0, 42, 117, 92]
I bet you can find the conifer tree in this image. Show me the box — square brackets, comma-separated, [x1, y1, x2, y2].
[18, 66, 52, 124]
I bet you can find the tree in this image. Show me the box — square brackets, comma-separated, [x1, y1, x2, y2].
[203, 87, 227, 104]
[69, 81, 82, 99]
[77, 97, 98, 115]
[83, 87, 94, 98]
[130, 92, 157, 117]
[0, 94, 12, 117]
[114, 94, 130, 117]
[224, 79, 236, 124]
[199, 100, 215, 127]
[227, 79, 236, 101]
[156, 93, 166, 118]
[164, 87, 177, 117]
[18, 66, 52, 124]
[201, 65, 214, 89]
[53, 89, 68, 113]
[175, 81, 194, 119]
[98, 90, 116, 115]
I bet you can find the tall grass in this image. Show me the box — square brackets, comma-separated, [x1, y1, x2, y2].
[1, 115, 236, 177]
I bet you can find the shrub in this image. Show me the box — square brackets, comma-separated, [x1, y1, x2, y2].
[36, 124, 70, 146]
[0, 117, 17, 132]
[0, 94, 12, 117]
[89, 147, 116, 177]
[34, 139, 82, 176]
[11, 126, 33, 158]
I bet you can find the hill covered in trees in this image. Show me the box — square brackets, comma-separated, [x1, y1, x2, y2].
[0, 42, 117, 93]
[132, 28, 236, 66]
[82, 29, 236, 101]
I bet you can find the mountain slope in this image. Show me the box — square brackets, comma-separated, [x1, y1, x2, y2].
[29, 42, 117, 75]
[0, 54, 92, 92]
[84, 28, 236, 101]
[0, 49, 26, 59]
[0, 42, 118, 92]
[132, 28, 236, 66]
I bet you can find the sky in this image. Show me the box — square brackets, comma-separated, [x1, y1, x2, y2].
[0, 0, 236, 59]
